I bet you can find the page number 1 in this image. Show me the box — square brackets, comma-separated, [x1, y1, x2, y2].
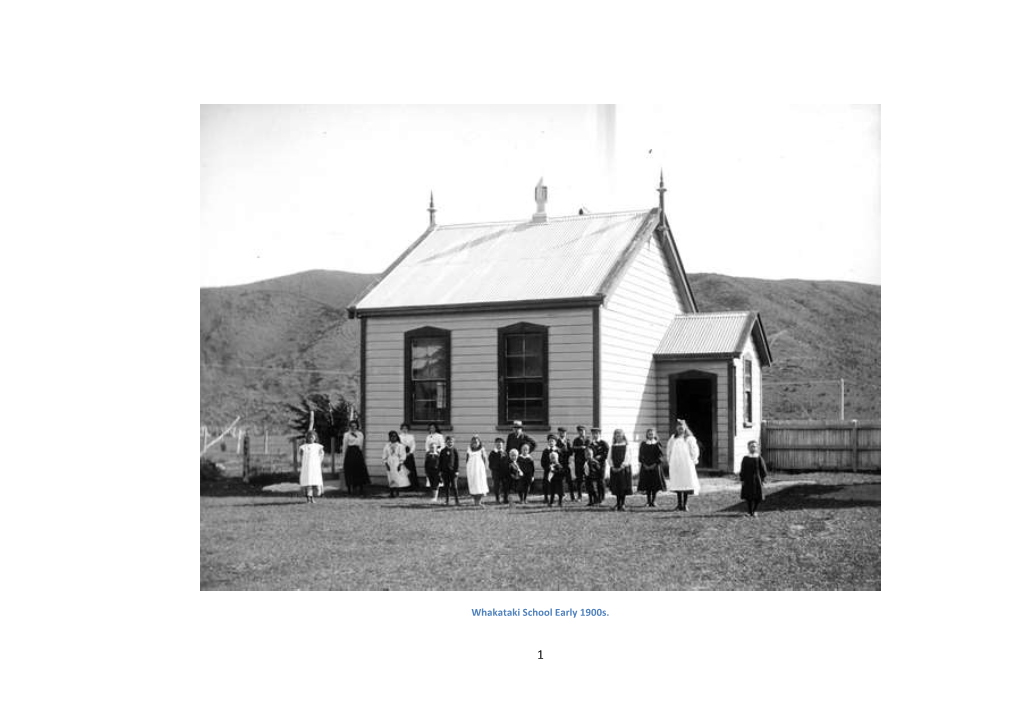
[538, 650, 543, 660]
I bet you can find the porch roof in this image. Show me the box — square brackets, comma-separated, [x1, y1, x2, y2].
[654, 311, 772, 365]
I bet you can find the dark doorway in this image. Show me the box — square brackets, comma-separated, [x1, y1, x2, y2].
[670, 372, 716, 469]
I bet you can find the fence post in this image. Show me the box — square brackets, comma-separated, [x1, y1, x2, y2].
[264, 429, 269, 455]
[760, 420, 768, 468]
[851, 419, 859, 473]
[242, 434, 250, 483]
[331, 436, 336, 478]
[292, 438, 298, 475]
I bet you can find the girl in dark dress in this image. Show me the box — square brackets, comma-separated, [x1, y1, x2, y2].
[570, 426, 589, 502]
[517, 444, 536, 504]
[590, 428, 609, 504]
[607, 429, 632, 511]
[637, 428, 665, 507]
[341, 419, 371, 496]
[581, 446, 603, 506]
[739, 440, 768, 517]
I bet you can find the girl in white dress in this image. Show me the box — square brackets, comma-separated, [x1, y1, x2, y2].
[382, 430, 410, 497]
[298, 431, 325, 503]
[465, 435, 489, 507]
[666, 419, 700, 511]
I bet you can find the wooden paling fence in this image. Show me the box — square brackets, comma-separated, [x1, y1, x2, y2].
[201, 431, 340, 480]
[760, 420, 880, 471]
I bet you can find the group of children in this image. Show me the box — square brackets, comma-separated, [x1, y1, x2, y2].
[300, 421, 769, 517]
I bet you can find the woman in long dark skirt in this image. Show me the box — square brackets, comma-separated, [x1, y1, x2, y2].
[637, 428, 665, 507]
[739, 440, 768, 517]
[341, 419, 371, 495]
[607, 429, 632, 511]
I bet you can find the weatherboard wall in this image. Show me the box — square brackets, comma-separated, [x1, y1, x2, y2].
[600, 232, 685, 448]
[362, 308, 594, 478]
[654, 358, 732, 471]
[734, 335, 763, 463]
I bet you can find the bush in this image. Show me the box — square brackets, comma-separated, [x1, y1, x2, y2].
[201, 458, 224, 483]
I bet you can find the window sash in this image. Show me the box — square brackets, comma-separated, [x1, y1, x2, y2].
[743, 358, 753, 424]
[499, 327, 548, 425]
[406, 330, 450, 425]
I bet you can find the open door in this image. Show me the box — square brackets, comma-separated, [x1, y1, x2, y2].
[670, 371, 716, 469]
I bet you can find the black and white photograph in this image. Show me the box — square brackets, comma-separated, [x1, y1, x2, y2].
[200, 104, 881, 590]
[13, 3, 1020, 719]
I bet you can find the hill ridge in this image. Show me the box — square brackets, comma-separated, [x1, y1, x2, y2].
[200, 270, 880, 430]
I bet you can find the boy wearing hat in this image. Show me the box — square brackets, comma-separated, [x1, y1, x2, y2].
[506, 420, 538, 456]
[571, 425, 590, 502]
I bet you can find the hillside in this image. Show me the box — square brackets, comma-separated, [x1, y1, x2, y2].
[690, 274, 880, 420]
[200, 270, 378, 429]
[200, 270, 880, 431]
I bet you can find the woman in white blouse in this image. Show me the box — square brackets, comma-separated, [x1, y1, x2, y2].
[341, 419, 371, 496]
[399, 423, 420, 491]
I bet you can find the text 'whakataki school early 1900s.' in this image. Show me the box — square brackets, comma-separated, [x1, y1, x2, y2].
[346, 175, 772, 475]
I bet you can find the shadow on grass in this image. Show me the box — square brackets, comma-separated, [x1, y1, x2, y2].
[225, 500, 312, 507]
[718, 483, 881, 513]
[201, 479, 394, 499]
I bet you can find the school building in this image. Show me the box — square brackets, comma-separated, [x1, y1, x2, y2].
[347, 177, 772, 474]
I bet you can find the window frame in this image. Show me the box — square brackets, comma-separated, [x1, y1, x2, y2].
[497, 322, 549, 428]
[404, 326, 452, 428]
[742, 355, 753, 427]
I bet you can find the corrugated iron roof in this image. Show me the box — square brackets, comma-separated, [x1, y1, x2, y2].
[353, 209, 658, 311]
[655, 311, 761, 357]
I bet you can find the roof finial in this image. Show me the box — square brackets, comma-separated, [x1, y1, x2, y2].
[532, 177, 548, 223]
[427, 190, 436, 227]
[657, 169, 667, 226]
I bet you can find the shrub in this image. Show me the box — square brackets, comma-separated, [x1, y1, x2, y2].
[201, 457, 224, 483]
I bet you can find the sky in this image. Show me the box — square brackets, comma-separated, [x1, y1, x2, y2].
[200, 104, 880, 287]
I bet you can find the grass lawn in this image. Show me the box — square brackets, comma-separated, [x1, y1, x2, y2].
[200, 473, 880, 591]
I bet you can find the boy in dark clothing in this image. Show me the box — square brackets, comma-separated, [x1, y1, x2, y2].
[552, 427, 570, 500]
[571, 425, 590, 502]
[438, 436, 460, 505]
[582, 446, 604, 506]
[488, 437, 511, 504]
[425, 441, 442, 503]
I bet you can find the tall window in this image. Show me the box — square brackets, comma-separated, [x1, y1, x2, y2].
[743, 356, 753, 426]
[405, 327, 451, 425]
[498, 322, 548, 426]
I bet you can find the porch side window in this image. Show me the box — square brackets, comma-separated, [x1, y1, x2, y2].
[405, 327, 451, 425]
[743, 356, 753, 426]
[498, 322, 548, 426]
